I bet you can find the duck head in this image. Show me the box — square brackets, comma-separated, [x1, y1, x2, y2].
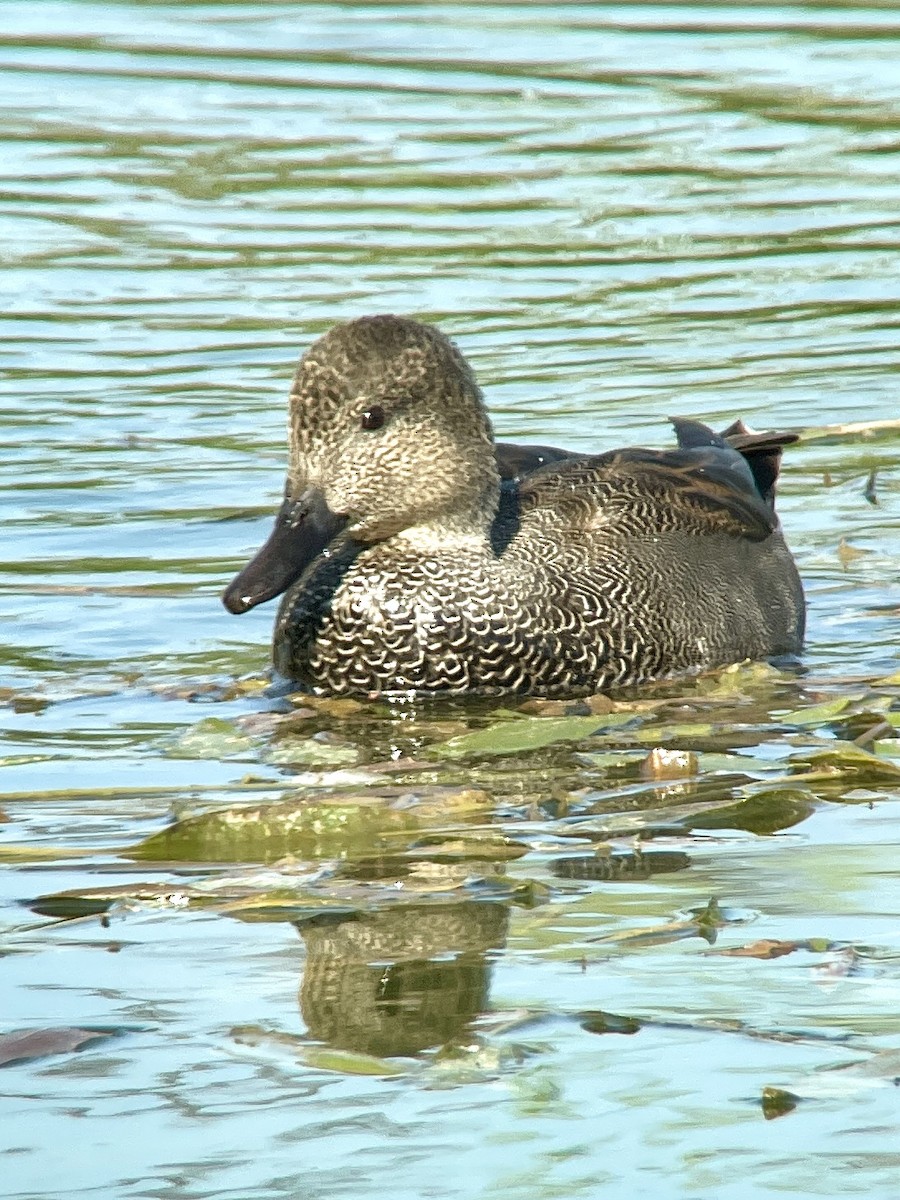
[222, 315, 499, 615]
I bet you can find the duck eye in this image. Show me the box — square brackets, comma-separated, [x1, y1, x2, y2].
[360, 405, 385, 431]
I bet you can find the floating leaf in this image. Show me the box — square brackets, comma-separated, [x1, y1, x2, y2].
[127, 798, 424, 864]
[761, 1086, 800, 1120]
[217, 893, 351, 922]
[626, 721, 716, 744]
[687, 788, 816, 836]
[518, 699, 580, 717]
[0, 844, 97, 864]
[402, 834, 529, 864]
[791, 744, 900, 785]
[777, 697, 851, 726]
[301, 1046, 406, 1076]
[590, 898, 728, 948]
[393, 787, 496, 821]
[696, 752, 773, 775]
[431, 714, 631, 759]
[578, 1010, 641, 1036]
[0, 754, 60, 768]
[829, 1048, 900, 1082]
[31, 883, 205, 919]
[229, 1024, 406, 1075]
[16, 695, 51, 714]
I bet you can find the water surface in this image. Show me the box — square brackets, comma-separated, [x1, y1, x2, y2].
[1, 4, 899, 1198]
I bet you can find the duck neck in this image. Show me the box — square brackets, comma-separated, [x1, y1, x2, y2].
[392, 474, 500, 556]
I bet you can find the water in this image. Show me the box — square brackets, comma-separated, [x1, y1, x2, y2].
[1, 4, 899, 1197]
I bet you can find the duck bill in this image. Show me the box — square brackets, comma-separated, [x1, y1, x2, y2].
[222, 486, 346, 615]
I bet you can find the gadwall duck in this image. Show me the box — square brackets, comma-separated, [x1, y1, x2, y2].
[223, 315, 804, 695]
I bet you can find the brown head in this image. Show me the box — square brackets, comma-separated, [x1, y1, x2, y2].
[223, 315, 500, 614]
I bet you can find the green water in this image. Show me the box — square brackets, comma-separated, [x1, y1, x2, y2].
[1, 3, 899, 1197]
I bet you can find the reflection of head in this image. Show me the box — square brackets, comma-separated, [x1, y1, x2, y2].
[295, 900, 509, 1058]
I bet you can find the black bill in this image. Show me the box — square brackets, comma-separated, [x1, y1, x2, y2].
[222, 486, 347, 614]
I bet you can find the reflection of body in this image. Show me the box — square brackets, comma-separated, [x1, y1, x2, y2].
[296, 901, 509, 1057]
[224, 316, 804, 695]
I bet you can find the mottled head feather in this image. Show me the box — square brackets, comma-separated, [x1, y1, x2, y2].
[287, 315, 499, 541]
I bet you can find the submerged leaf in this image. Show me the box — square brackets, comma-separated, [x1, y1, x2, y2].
[165, 718, 255, 759]
[715, 939, 834, 959]
[0, 1027, 119, 1067]
[229, 1024, 405, 1075]
[829, 1048, 900, 1082]
[837, 538, 871, 565]
[590, 899, 729, 949]
[267, 737, 360, 767]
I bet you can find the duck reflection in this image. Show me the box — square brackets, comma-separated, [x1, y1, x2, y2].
[294, 899, 509, 1058]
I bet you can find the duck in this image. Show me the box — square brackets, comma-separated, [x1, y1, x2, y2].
[222, 315, 804, 695]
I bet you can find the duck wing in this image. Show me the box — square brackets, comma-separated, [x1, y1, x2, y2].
[497, 420, 798, 510]
[494, 441, 576, 482]
[517, 420, 779, 543]
[718, 418, 798, 509]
